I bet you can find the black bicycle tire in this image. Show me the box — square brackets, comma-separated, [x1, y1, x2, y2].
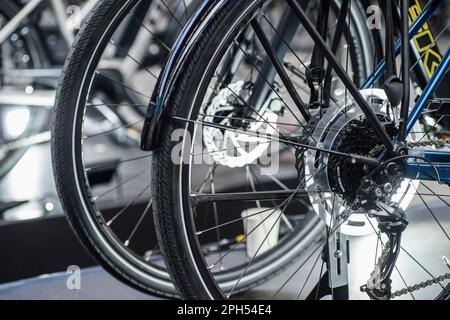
[52, 0, 179, 298]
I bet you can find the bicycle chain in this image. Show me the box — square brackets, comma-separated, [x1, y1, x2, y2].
[407, 138, 450, 149]
[358, 135, 450, 299]
[297, 115, 450, 299]
[376, 242, 391, 268]
[367, 241, 450, 299]
[391, 272, 450, 298]
[369, 138, 450, 300]
[365, 242, 391, 292]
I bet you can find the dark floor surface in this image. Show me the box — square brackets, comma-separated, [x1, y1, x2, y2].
[0, 266, 161, 300]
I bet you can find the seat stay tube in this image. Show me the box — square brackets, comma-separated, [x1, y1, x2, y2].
[286, 0, 395, 153]
[361, 0, 443, 89]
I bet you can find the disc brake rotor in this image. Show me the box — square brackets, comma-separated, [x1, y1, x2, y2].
[203, 80, 281, 168]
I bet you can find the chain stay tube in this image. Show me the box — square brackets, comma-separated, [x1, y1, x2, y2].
[406, 148, 450, 183]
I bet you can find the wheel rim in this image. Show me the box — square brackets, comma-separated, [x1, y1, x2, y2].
[158, 0, 450, 299]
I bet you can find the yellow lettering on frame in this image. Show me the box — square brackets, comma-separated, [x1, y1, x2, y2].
[408, 0, 442, 77]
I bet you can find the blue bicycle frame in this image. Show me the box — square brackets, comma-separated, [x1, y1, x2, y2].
[359, 0, 450, 183]
[404, 47, 450, 183]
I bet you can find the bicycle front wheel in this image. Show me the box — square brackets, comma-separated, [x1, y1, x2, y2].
[52, 0, 199, 297]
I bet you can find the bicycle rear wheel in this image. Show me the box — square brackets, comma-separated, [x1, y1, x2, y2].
[52, 0, 191, 297]
[151, 0, 388, 299]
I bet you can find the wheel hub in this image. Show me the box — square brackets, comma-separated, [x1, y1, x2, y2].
[303, 89, 420, 235]
[327, 115, 396, 205]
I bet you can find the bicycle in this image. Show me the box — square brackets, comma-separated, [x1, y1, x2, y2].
[144, 0, 450, 299]
[52, 0, 383, 297]
[1, 0, 200, 296]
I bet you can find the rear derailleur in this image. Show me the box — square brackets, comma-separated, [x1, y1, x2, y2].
[352, 165, 409, 300]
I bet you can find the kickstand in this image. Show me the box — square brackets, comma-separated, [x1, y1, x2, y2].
[307, 230, 350, 300]
[306, 271, 349, 300]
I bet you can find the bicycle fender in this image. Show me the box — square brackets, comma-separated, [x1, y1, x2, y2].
[140, 0, 229, 151]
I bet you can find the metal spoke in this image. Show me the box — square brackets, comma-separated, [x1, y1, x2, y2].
[409, 20, 450, 73]
[272, 217, 348, 299]
[295, 248, 322, 300]
[106, 183, 151, 226]
[93, 170, 145, 201]
[86, 154, 151, 172]
[109, 40, 159, 79]
[172, 115, 379, 164]
[260, 13, 343, 107]
[374, 231, 381, 268]
[413, 183, 450, 242]
[95, 71, 151, 99]
[399, 244, 445, 290]
[205, 164, 325, 267]
[196, 166, 216, 194]
[420, 182, 450, 209]
[259, 13, 310, 73]
[131, 15, 171, 52]
[251, 19, 309, 120]
[195, 163, 325, 236]
[160, 0, 183, 28]
[196, 207, 277, 236]
[234, 40, 307, 132]
[261, 5, 349, 96]
[181, 0, 189, 21]
[208, 201, 284, 271]
[83, 120, 144, 140]
[314, 259, 326, 300]
[226, 178, 308, 297]
[417, 115, 445, 143]
[124, 199, 153, 247]
[198, 165, 217, 194]
[248, 165, 295, 231]
[210, 72, 308, 147]
[210, 167, 225, 270]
